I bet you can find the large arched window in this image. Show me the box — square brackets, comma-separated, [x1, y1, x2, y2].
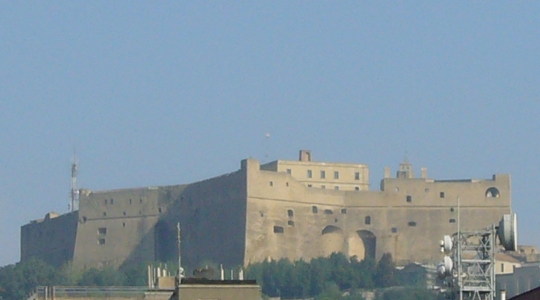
[485, 187, 500, 198]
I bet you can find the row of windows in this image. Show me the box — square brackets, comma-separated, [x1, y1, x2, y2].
[101, 207, 162, 218]
[104, 198, 145, 205]
[395, 188, 501, 199]
[307, 184, 361, 191]
[284, 207, 348, 216]
[302, 170, 362, 180]
[273, 221, 419, 235]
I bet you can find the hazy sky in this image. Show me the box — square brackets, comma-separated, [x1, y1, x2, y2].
[1, 2, 539, 266]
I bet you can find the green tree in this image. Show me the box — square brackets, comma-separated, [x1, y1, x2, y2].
[374, 253, 397, 287]
[77, 267, 126, 286]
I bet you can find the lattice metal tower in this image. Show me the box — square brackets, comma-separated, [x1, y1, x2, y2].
[439, 214, 517, 300]
[70, 152, 79, 212]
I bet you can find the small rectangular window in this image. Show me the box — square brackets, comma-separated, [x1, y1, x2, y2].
[287, 209, 294, 217]
[321, 185, 326, 189]
[365, 216, 371, 225]
[307, 170, 313, 178]
[355, 172, 360, 180]
[98, 238, 106, 245]
[287, 220, 294, 227]
[449, 219, 456, 223]
[406, 195, 412, 202]
[286, 169, 292, 175]
[355, 187, 360, 191]
[312, 206, 318, 213]
[440, 192, 445, 198]
[334, 186, 339, 190]
[408, 221, 417, 227]
[307, 184, 312, 188]
[320, 170, 326, 179]
[269, 181, 273, 186]
[334, 171, 339, 179]
[391, 227, 397, 233]
[341, 208, 347, 214]
[98, 228, 107, 235]
[273, 226, 284, 234]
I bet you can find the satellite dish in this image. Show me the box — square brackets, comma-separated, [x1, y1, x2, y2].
[498, 213, 518, 251]
[443, 255, 453, 275]
[437, 255, 453, 278]
[436, 262, 446, 279]
[443, 235, 453, 253]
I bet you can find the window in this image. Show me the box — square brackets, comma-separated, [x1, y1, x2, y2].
[365, 216, 371, 225]
[98, 238, 106, 245]
[273, 226, 284, 234]
[287, 209, 294, 217]
[312, 206, 318, 213]
[440, 192, 445, 198]
[449, 219, 456, 223]
[486, 187, 500, 198]
[122, 222, 126, 227]
[260, 212, 264, 217]
[286, 169, 292, 175]
[103, 212, 107, 217]
[501, 263, 504, 273]
[286, 182, 289, 187]
[320, 170, 326, 179]
[450, 207, 455, 212]
[98, 228, 107, 235]
[129, 199, 132, 204]
[158, 207, 162, 213]
[391, 227, 397, 233]
[341, 208, 347, 214]
[308, 184, 312, 188]
[110, 199, 114, 204]
[324, 209, 333, 215]
[321, 185, 326, 189]
[355, 172, 360, 180]
[334, 171, 339, 179]
[269, 181, 273, 186]
[334, 186, 339, 190]
[104, 199, 108, 205]
[288, 220, 294, 227]
[307, 170, 313, 178]
[406, 195, 412, 203]
[355, 187, 360, 191]
[425, 188, 430, 192]
[123, 212, 126, 216]
[408, 221, 417, 227]
[140, 198, 143, 203]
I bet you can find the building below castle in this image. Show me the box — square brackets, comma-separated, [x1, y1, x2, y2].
[21, 151, 512, 269]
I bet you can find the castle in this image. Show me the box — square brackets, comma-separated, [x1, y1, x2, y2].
[20, 150, 512, 269]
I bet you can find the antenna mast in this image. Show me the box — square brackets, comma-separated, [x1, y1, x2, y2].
[70, 149, 79, 212]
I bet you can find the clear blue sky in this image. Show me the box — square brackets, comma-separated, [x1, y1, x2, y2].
[1, 2, 539, 266]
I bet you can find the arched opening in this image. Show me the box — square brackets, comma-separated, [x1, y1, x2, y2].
[320, 225, 344, 257]
[485, 187, 500, 198]
[154, 221, 176, 262]
[348, 230, 376, 260]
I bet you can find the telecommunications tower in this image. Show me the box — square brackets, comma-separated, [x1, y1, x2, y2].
[70, 151, 79, 212]
[438, 213, 517, 300]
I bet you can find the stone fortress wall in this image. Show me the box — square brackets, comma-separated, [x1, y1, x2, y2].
[20, 151, 512, 269]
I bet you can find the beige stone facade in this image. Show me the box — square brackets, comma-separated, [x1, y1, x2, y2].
[21, 151, 512, 269]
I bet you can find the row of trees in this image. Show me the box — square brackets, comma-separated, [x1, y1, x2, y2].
[246, 253, 396, 297]
[0, 253, 440, 300]
[0, 259, 150, 300]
